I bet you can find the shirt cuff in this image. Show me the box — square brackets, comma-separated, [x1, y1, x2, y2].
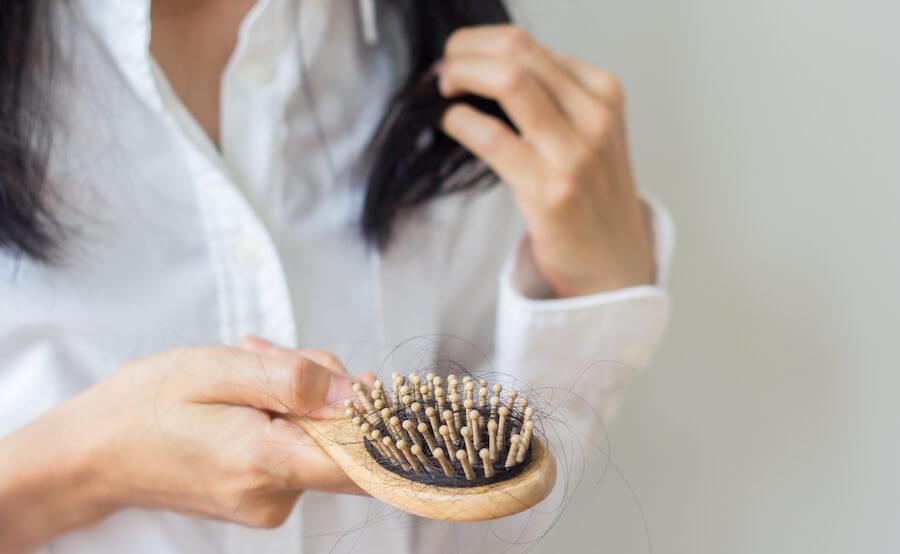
[494, 193, 674, 425]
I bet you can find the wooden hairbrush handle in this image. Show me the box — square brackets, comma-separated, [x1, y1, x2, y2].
[289, 414, 557, 521]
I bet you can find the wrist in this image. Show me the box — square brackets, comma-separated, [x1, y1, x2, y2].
[550, 253, 655, 297]
[534, 245, 655, 298]
[534, 202, 657, 298]
[0, 389, 117, 551]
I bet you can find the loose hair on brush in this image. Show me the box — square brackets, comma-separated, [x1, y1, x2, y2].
[276, 335, 633, 534]
[0, 0, 511, 262]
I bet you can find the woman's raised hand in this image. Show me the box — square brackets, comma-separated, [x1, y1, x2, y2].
[439, 25, 656, 297]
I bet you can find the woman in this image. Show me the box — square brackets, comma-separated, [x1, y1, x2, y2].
[0, 0, 673, 552]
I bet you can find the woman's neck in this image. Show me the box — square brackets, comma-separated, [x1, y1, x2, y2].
[149, 0, 257, 147]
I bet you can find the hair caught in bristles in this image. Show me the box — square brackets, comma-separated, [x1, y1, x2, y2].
[346, 372, 537, 487]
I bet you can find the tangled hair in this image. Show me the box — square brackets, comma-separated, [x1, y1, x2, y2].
[0, 0, 511, 262]
[363, 0, 512, 248]
[292, 334, 644, 551]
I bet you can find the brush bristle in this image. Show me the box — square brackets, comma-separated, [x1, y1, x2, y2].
[347, 373, 536, 487]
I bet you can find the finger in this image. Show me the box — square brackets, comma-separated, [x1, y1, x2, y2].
[441, 103, 543, 196]
[240, 337, 350, 377]
[234, 341, 358, 415]
[548, 50, 626, 108]
[181, 348, 355, 418]
[263, 418, 367, 495]
[294, 349, 349, 377]
[446, 26, 600, 121]
[240, 336, 289, 356]
[440, 55, 579, 163]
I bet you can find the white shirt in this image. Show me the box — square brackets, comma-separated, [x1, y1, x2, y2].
[0, 0, 673, 552]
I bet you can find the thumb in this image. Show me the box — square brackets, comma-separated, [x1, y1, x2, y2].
[180, 347, 355, 418]
[240, 336, 350, 377]
[273, 354, 358, 418]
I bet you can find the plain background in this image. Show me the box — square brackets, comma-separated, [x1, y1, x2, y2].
[513, 1, 900, 552]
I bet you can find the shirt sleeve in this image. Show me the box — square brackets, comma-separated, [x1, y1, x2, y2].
[493, 193, 674, 429]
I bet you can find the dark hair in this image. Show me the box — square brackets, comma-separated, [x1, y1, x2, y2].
[364, 0, 511, 248]
[0, 1, 510, 262]
[0, 2, 58, 262]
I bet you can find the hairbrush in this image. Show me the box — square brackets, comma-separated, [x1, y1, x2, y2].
[290, 372, 556, 521]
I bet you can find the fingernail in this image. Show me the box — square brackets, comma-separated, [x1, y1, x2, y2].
[359, 372, 376, 388]
[432, 59, 450, 96]
[430, 58, 445, 77]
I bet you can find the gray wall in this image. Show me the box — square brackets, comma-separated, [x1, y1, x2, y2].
[516, 1, 900, 552]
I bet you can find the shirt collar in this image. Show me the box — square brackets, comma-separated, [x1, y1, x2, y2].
[75, 0, 332, 115]
[76, 0, 161, 111]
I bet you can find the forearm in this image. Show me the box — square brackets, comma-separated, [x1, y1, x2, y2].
[0, 395, 113, 553]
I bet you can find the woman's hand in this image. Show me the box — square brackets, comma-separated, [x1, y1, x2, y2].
[439, 25, 656, 297]
[0, 339, 365, 552]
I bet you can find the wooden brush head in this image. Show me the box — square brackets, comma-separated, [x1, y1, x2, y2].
[292, 373, 557, 521]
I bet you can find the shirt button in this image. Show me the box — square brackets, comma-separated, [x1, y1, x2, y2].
[238, 60, 274, 85]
